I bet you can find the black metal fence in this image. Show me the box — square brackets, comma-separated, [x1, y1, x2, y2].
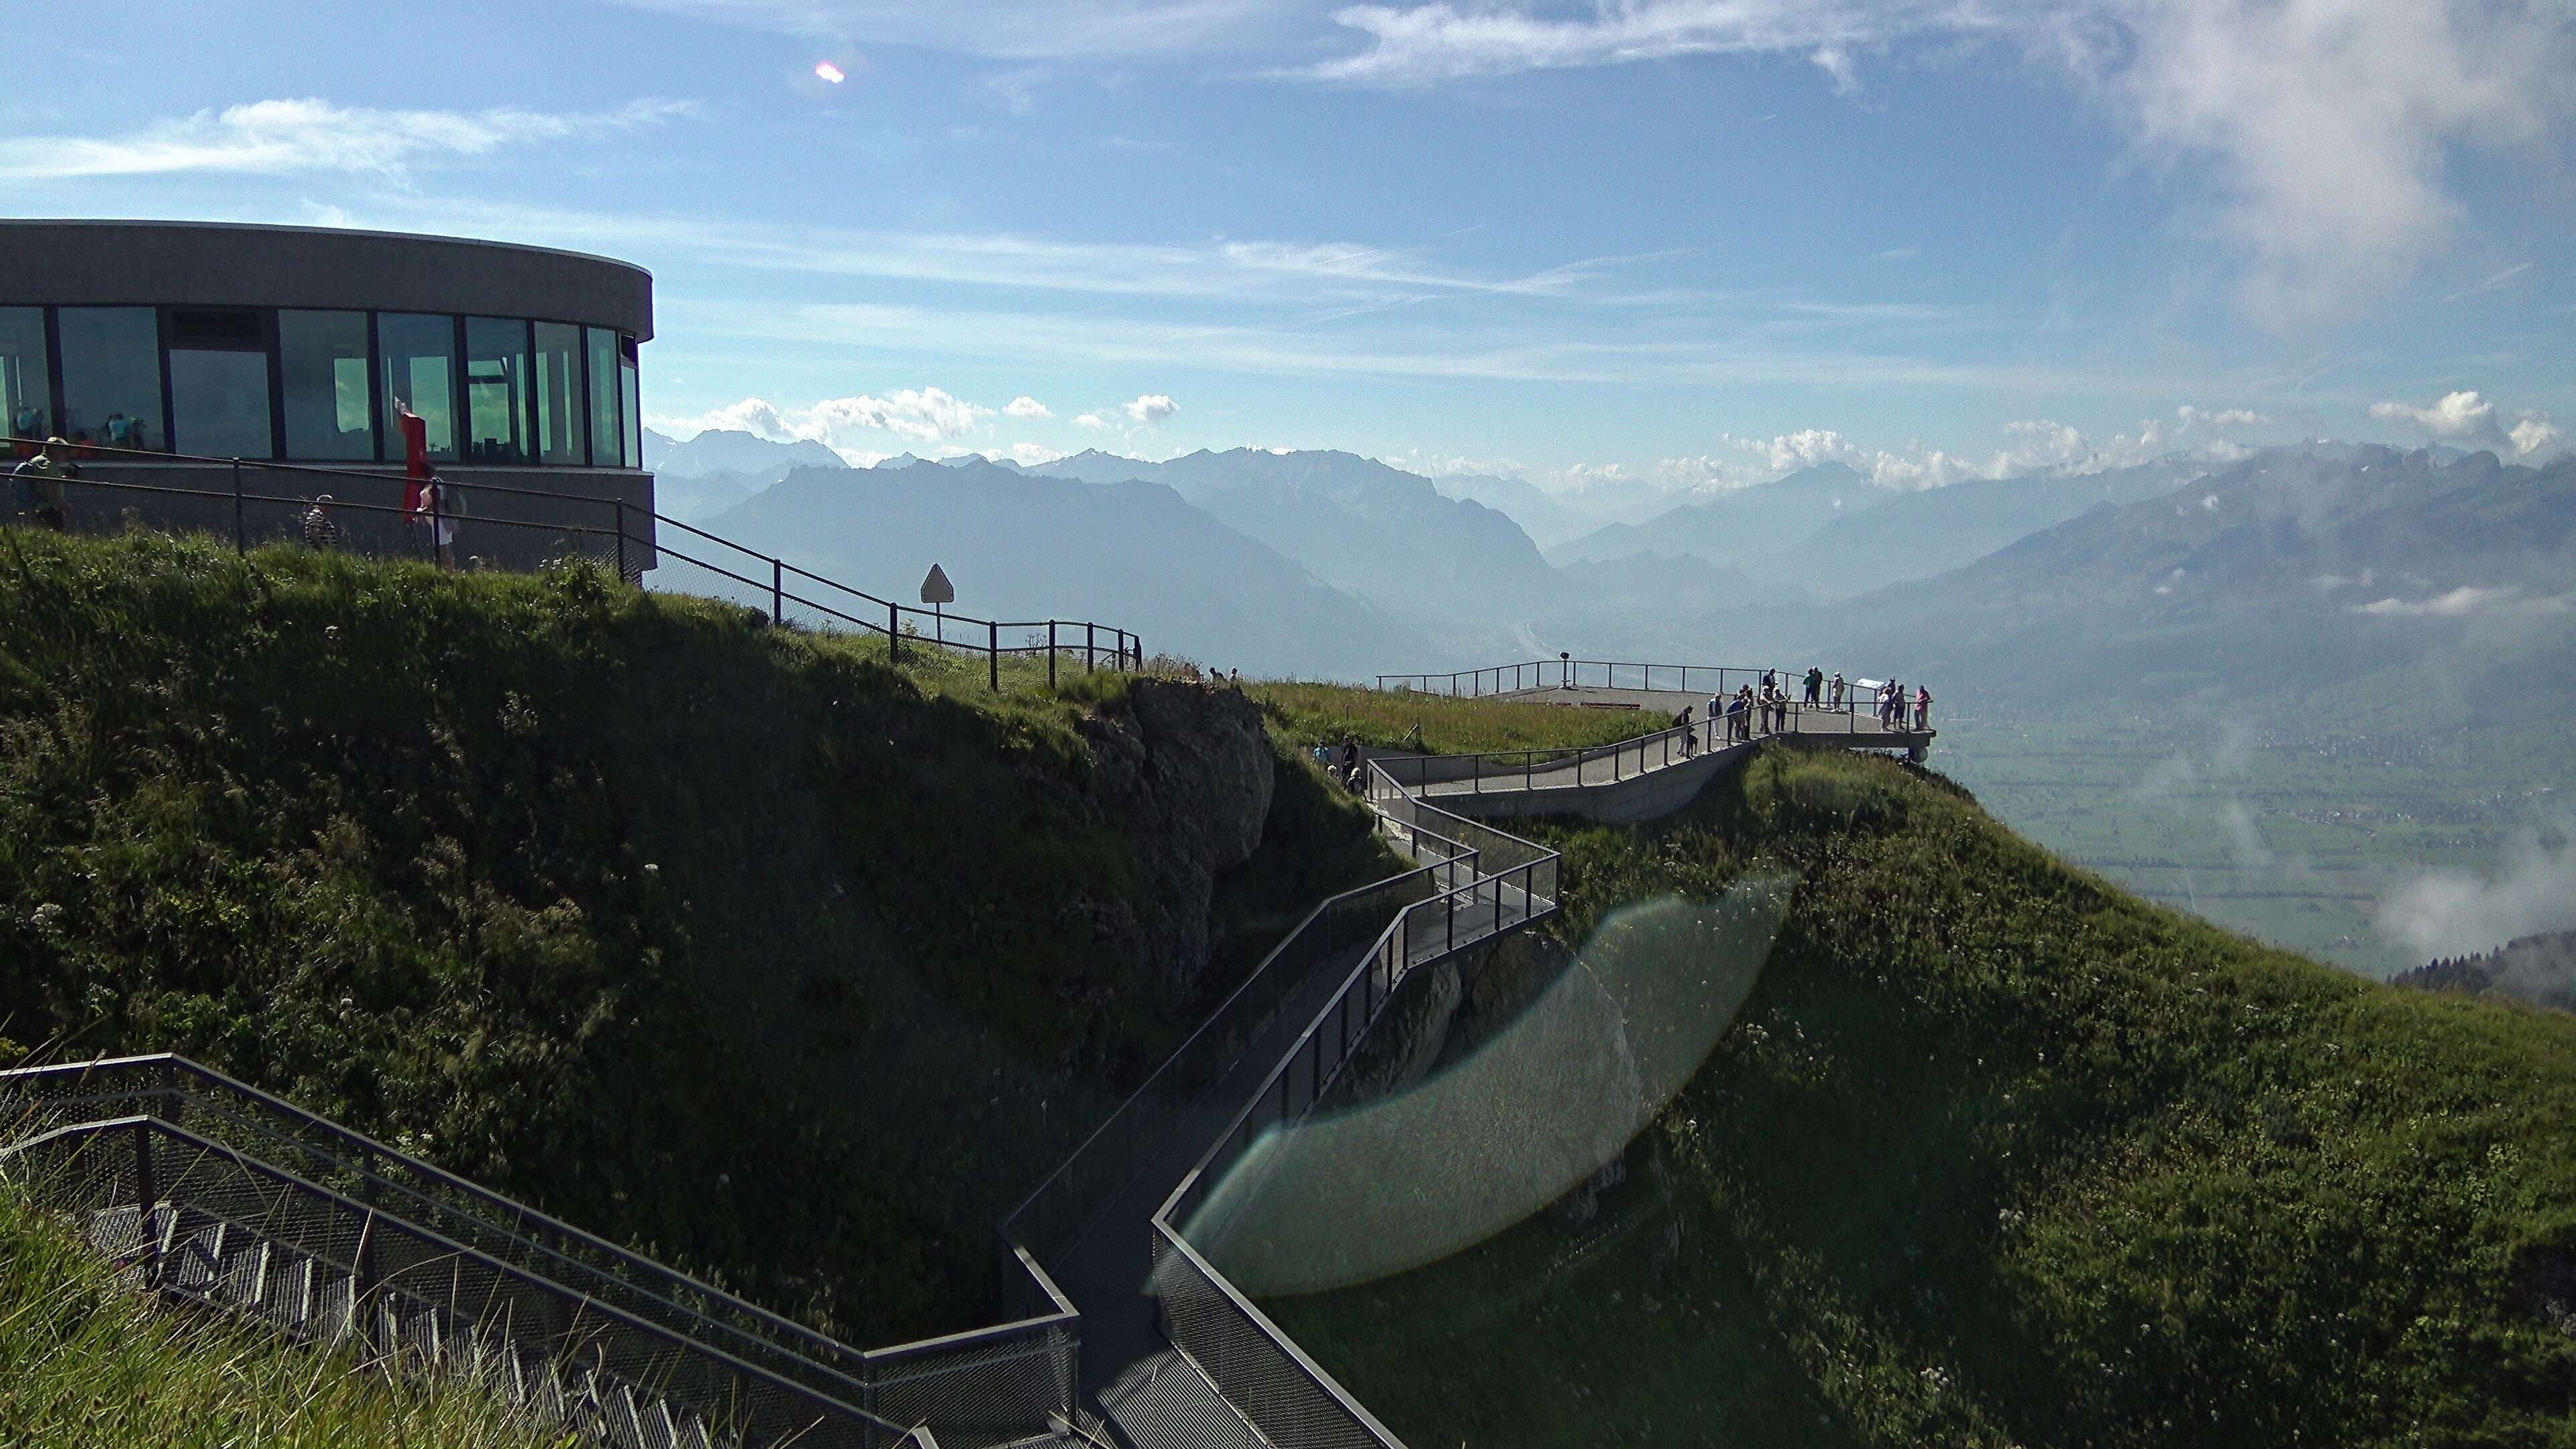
[3, 434, 1140, 692]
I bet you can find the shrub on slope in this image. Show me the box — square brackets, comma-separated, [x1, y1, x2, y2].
[1278, 746, 2576, 1448]
[0, 529, 1387, 1341]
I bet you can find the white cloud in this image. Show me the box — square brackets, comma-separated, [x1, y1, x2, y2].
[997, 441, 1069, 465]
[1875, 246, 1921, 262]
[1297, 0, 2574, 319]
[0, 97, 689, 180]
[2367, 390, 2561, 456]
[1073, 413, 1110, 430]
[981, 66, 1049, 115]
[2353, 585, 2570, 618]
[613, 0, 1278, 60]
[2379, 818, 2576, 958]
[2176, 405, 2268, 429]
[1120, 393, 1180, 426]
[1003, 394, 1053, 419]
[664, 387, 994, 449]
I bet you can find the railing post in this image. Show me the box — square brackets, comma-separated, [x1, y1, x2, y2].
[1086, 623, 1096, 672]
[616, 498, 630, 581]
[772, 557, 784, 626]
[888, 600, 901, 664]
[1047, 621, 1057, 690]
[133, 1121, 160, 1287]
[989, 621, 1000, 692]
[231, 460, 246, 553]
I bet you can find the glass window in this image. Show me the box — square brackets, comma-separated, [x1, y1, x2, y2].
[619, 336, 641, 472]
[533, 321, 585, 465]
[587, 325, 623, 468]
[0, 307, 51, 447]
[279, 310, 373, 460]
[464, 317, 532, 465]
[377, 312, 457, 465]
[56, 306, 164, 451]
[166, 308, 274, 458]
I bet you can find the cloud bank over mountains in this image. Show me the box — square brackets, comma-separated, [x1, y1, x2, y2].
[2368, 390, 2560, 458]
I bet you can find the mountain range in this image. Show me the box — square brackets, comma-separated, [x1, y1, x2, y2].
[642, 428, 851, 523]
[692, 458, 1431, 678]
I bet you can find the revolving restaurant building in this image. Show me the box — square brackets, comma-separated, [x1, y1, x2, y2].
[1, 219, 655, 562]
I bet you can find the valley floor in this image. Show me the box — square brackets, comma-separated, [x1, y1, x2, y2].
[1935, 713, 2573, 978]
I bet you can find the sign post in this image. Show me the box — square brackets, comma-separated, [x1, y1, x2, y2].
[920, 564, 955, 645]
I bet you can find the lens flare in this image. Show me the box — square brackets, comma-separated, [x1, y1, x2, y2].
[813, 60, 846, 84]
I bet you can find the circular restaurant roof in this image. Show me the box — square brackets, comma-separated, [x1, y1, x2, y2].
[0, 219, 653, 340]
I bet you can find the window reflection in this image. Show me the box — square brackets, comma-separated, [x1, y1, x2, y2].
[534, 321, 586, 466]
[279, 310, 374, 460]
[56, 307, 164, 451]
[619, 336, 641, 473]
[586, 326, 623, 468]
[464, 317, 532, 465]
[167, 309, 275, 458]
[376, 313, 458, 464]
[1, 308, 51, 449]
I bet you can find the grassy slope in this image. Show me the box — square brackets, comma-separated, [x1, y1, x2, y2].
[1273, 744, 2576, 1448]
[0, 529, 1403, 1342]
[0, 1182, 548, 1448]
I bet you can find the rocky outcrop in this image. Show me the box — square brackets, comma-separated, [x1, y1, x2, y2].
[1077, 680, 1275, 991]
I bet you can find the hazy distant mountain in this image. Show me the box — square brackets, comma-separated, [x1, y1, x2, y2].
[1548, 464, 1884, 570]
[692, 459, 1434, 679]
[652, 469, 769, 525]
[1427, 472, 1597, 548]
[1020, 449, 1564, 655]
[1788, 460, 2208, 600]
[1802, 446, 2576, 721]
[645, 428, 849, 483]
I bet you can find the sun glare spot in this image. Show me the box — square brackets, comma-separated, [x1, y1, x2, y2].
[814, 61, 847, 85]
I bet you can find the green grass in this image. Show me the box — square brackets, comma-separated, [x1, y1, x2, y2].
[1245, 678, 1670, 756]
[1271, 745, 2576, 1448]
[0, 1181, 553, 1448]
[0, 528, 1391, 1342]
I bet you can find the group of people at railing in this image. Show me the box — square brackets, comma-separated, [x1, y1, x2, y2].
[9, 427, 467, 566]
[1674, 666, 1932, 755]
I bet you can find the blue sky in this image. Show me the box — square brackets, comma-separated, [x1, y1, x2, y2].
[3, 0, 2569, 496]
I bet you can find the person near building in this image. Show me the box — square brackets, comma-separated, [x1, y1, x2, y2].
[9, 437, 73, 531]
[415, 472, 458, 568]
[301, 494, 342, 549]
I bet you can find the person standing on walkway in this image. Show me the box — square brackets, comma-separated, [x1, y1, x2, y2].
[1830, 672, 1845, 710]
[415, 472, 458, 568]
[9, 438, 72, 531]
[301, 494, 341, 549]
[1805, 666, 1823, 708]
[1676, 704, 1695, 756]
[1914, 684, 1933, 731]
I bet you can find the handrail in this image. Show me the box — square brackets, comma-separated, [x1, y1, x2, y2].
[7, 431, 1143, 685]
[1127, 760, 1562, 1449]
[0, 1053, 1076, 1432]
[1, 1114, 933, 1448]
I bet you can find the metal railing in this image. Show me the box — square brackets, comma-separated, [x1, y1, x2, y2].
[1376, 659, 1937, 733]
[1132, 764, 1562, 1449]
[1375, 659, 1805, 698]
[5, 433, 1141, 690]
[0, 1055, 1073, 1447]
[1, 1113, 936, 1448]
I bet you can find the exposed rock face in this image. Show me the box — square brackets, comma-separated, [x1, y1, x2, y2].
[1078, 680, 1275, 991]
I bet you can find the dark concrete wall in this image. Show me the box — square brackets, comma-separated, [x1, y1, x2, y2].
[56, 459, 659, 576]
[1, 221, 653, 339]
